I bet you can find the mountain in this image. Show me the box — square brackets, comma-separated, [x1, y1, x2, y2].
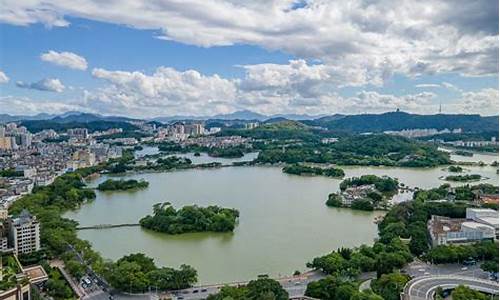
[0, 113, 57, 123]
[51, 112, 137, 123]
[305, 111, 499, 133]
[212, 110, 267, 120]
[152, 110, 326, 123]
[0, 112, 138, 123]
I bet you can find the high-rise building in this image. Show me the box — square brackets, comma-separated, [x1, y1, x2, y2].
[184, 123, 204, 136]
[20, 133, 32, 148]
[8, 210, 40, 255]
[0, 137, 14, 150]
[67, 128, 89, 138]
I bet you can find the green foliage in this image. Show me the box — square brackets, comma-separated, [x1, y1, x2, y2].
[256, 134, 450, 167]
[21, 120, 139, 133]
[140, 203, 239, 234]
[97, 179, 149, 191]
[44, 266, 76, 299]
[208, 146, 245, 158]
[305, 276, 357, 300]
[425, 241, 499, 264]
[65, 259, 86, 279]
[8, 173, 96, 257]
[207, 278, 288, 300]
[340, 175, 398, 193]
[351, 199, 375, 211]
[481, 260, 498, 273]
[307, 239, 411, 279]
[454, 150, 474, 157]
[451, 285, 489, 300]
[283, 164, 345, 178]
[448, 165, 463, 172]
[307, 111, 498, 133]
[152, 156, 192, 170]
[103, 253, 197, 293]
[326, 193, 343, 207]
[370, 273, 409, 300]
[0, 168, 24, 177]
[445, 174, 482, 182]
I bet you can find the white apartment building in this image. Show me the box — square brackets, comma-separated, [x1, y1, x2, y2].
[8, 210, 40, 255]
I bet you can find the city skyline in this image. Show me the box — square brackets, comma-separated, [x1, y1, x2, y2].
[0, 0, 499, 118]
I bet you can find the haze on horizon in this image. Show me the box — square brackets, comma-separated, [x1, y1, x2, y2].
[0, 0, 498, 118]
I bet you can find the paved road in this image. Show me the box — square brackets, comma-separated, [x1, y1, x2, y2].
[157, 271, 325, 300]
[403, 259, 490, 279]
[402, 275, 499, 300]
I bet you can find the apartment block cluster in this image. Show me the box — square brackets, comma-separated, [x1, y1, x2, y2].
[155, 122, 221, 142]
[445, 137, 498, 148]
[0, 124, 123, 209]
[0, 210, 47, 300]
[384, 127, 462, 138]
[0, 123, 33, 150]
[0, 209, 40, 256]
[428, 208, 498, 246]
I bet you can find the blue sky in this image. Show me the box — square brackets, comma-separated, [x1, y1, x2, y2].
[0, 0, 498, 117]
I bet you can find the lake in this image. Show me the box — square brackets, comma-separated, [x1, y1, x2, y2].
[64, 151, 499, 284]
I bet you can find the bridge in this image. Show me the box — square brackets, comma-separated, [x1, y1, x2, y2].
[76, 223, 140, 230]
[401, 275, 499, 300]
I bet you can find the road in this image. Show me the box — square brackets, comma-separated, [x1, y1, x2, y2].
[165, 271, 325, 300]
[403, 259, 490, 279]
[401, 259, 499, 300]
[402, 275, 499, 300]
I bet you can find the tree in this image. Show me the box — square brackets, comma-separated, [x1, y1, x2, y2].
[326, 193, 343, 207]
[451, 285, 489, 300]
[246, 278, 288, 300]
[65, 259, 86, 279]
[481, 260, 498, 273]
[371, 273, 409, 300]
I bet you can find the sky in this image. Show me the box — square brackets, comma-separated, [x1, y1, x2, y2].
[0, 0, 498, 118]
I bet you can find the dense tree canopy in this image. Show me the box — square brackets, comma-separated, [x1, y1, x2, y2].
[97, 179, 149, 191]
[140, 203, 240, 234]
[282, 164, 345, 178]
[207, 278, 288, 300]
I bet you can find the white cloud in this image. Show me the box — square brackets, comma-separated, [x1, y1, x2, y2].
[90, 67, 237, 116]
[415, 84, 441, 88]
[40, 50, 88, 70]
[16, 78, 65, 92]
[441, 82, 463, 93]
[448, 88, 499, 116]
[1, 0, 497, 83]
[0, 71, 9, 83]
[0, 96, 86, 115]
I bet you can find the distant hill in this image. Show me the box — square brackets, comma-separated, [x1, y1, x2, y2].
[305, 112, 498, 133]
[50, 112, 137, 123]
[0, 113, 56, 123]
[18, 113, 139, 133]
[152, 110, 326, 123]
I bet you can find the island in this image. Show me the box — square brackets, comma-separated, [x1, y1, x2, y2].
[139, 203, 239, 234]
[282, 164, 345, 178]
[448, 165, 463, 173]
[97, 179, 149, 191]
[445, 174, 482, 182]
[454, 150, 474, 157]
[207, 146, 245, 158]
[326, 175, 399, 211]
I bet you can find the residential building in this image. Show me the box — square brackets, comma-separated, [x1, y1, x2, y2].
[0, 137, 13, 150]
[8, 210, 40, 255]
